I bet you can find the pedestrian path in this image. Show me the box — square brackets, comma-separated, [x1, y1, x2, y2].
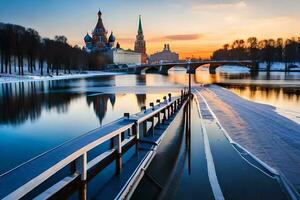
[194, 88, 291, 200]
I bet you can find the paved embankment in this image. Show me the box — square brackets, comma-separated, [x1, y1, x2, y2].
[197, 85, 300, 196]
[195, 90, 290, 200]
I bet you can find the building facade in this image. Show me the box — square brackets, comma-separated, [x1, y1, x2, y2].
[149, 44, 179, 64]
[84, 10, 142, 65]
[107, 49, 141, 65]
[134, 15, 147, 63]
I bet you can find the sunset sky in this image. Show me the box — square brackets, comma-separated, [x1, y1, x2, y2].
[1, 0, 300, 58]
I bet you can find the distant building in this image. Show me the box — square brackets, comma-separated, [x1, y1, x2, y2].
[149, 44, 179, 63]
[84, 10, 141, 65]
[134, 15, 147, 63]
[107, 48, 141, 65]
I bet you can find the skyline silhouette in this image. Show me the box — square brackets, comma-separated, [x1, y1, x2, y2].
[1, 0, 299, 58]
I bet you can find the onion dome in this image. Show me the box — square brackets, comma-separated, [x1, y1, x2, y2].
[84, 33, 92, 43]
[108, 31, 116, 43]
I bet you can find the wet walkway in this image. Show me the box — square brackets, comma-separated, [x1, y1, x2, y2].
[132, 100, 214, 199]
[195, 89, 289, 200]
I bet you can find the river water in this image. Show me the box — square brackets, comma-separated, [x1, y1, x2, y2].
[0, 66, 299, 180]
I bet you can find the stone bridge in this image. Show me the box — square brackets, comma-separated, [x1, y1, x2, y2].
[127, 60, 258, 75]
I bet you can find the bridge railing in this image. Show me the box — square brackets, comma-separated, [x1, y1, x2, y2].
[0, 90, 189, 200]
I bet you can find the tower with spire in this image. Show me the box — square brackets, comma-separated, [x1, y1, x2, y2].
[134, 15, 147, 63]
[92, 10, 108, 50]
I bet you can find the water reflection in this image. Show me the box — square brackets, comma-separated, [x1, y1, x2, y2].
[0, 81, 82, 125]
[86, 94, 116, 125]
[192, 67, 300, 112]
[218, 84, 300, 112]
[194, 68, 300, 84]
[136, 94, 146, 107]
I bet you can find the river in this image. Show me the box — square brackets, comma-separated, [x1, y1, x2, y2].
[0, 66, 299, 198]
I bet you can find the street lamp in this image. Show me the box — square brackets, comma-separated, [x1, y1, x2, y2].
[187, 60, 191, 96]
[186, 59, 192, 175]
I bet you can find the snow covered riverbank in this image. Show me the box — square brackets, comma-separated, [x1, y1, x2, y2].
[198, 85, 300, 194]
[0, 71, 123, 84]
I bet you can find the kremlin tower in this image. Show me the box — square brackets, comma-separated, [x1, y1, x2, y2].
[134, 15, 147, 63]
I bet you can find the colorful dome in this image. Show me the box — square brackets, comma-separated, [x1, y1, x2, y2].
[84, 33, 92, 43]
[108, 31, 116, 43]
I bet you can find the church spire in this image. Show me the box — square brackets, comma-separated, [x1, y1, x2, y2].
[98, 9, 102, 17]
[138, 15, 143, 34]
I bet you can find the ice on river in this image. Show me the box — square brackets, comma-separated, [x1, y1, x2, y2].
[198, 85, 300, 193]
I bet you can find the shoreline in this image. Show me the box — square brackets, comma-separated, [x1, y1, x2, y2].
[0, 71, 124, 84]
[216, 81, 300, 88]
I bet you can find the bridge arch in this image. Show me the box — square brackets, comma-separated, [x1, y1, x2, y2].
[191, 62, 256, 74]
[128, 61, 258, 75]
[143, 66, 160, 74]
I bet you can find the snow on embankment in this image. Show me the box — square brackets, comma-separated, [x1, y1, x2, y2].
[0, 71, 122, 84]
[200, 85, 300, 193]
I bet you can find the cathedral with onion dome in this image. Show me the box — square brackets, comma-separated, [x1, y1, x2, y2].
[84, 10, 147, 64]
[84, 10, 116, 52]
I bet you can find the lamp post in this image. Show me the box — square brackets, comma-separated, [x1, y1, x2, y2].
[187, 59, 192, 174]
[187, 60, 191, 96]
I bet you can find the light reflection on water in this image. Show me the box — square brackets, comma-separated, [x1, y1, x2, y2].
[193, 68, 300, 112]
[0, 68, 299, 174]
[218, 84, 300, 112]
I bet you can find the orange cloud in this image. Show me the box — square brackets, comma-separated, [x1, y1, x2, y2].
[192, 1, 247, 10]
[149, 33, 204, 42]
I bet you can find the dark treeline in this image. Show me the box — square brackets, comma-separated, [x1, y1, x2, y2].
[212, 37, 300, 70]
[0, 23, 109, 76]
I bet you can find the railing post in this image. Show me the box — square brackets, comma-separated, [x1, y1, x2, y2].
[114, 133, 122, 174]
[151, 116, 155, 136]
[174, 100, 177, 112]
[150, 102, 155, 110]
[79, 181, 87, 200]
[75, 153, 87, 181]
[181, 90, 183, 103]
[163, 96, 167, 104]
[141, 106, 146, 113]
[156, 99, 161, 126]
[124, 113, 131, 137]
[164, 107, 169, 121]
[141, 120, 147, 136]
[140, 106, 147, 136]
[172, 102, 175, 114]
[132, 122, 140, 154]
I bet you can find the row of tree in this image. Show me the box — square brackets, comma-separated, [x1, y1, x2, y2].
[0, 23, 110, 76]
[212, 37, 300, 70]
